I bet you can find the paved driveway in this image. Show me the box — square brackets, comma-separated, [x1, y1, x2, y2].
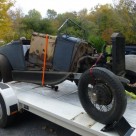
[0, 112, 80, 136]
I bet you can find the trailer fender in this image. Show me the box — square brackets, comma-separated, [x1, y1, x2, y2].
[0, 83, 18, 116]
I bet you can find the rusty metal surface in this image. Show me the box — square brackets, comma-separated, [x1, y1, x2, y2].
[28, 32, 95, 73]
[70, 42, 95, 72]
[29, 32, 56, 68]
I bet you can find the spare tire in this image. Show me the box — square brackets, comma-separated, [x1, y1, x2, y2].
[0, 54, 12, 82]
[78, 67, 127, 124]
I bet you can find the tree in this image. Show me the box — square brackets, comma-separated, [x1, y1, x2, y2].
[113, 0, 136, 43]
[54, 11, 78, 33]
[47, 9, 57, 19]
[0, 0, 14, 42]
[77, 9, 99, 40]
[9, 8, 25, 40]
[78, 8, 88, 18]
[22, 9, 55, 38]
[22, 9, 42, 38]
[88, 4, 115, 43]
[37, 18, 55, 34]
[26, 9, 42, 20]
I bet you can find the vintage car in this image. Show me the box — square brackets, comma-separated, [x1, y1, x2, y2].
[0, 19, 132, 125]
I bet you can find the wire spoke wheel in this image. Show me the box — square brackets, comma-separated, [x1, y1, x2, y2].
[78, 67, 127, 124]
[88, 81, 114, 113]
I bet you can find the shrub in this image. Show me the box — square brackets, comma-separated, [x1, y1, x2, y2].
[88, 35, 106, 53]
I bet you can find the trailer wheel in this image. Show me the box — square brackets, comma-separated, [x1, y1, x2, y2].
[78, 67, 127, 124]
[0, 94, 11, 128]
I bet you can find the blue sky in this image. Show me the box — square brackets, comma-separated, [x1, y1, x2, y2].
[14, 0, 113, 17]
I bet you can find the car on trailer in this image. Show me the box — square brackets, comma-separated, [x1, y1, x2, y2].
[0, 19, 135, 130]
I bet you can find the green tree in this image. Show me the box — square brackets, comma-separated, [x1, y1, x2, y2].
[24, 9, 42, 31]
[22, 9, 55, 38]
[26, 9, 42, 20]
[22, 9, 42, 38]
[47, 9, 57, 19]
[56, 11, 77, 27]
[77, 9, 99, 40]
[54, 12, 78, 34]
[38, 18, 55, 34]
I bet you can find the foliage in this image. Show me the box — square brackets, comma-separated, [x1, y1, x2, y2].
[102, 28, 113, 44]
[88, 35, 106, 53]
[26, 9, 42, 20]
[21, 9, 54, 39]
[23, 9, 42, 31]
[1, 0, 136, 44]
[113, 0, 136, 43]
[0, 0, 14, 42]
[8, 8, 25, 40]
[47, 9, 57, 19]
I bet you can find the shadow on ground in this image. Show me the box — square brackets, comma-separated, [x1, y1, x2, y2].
[0, 111, 80, 136]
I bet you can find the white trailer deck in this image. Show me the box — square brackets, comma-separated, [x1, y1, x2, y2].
[2, 81, 136, 136]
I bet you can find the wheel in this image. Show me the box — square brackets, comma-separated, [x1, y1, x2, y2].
[0, 54, 12, 83]
[78, 67, 127, 124]
[0, 94, 11, 128]
[124, 70, 136, 94]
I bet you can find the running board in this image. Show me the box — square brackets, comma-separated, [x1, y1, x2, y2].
[12, 70, 71, 85]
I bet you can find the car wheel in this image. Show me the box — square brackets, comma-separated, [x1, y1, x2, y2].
[78, 67, 127, 124]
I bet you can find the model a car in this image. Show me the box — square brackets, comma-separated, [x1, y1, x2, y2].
[0, 19, 131, 125]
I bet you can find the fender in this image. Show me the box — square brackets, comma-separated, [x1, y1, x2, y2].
[0, 54, 13, 82]
[0, 41, 26, 70]
[0, 83, 18, 115]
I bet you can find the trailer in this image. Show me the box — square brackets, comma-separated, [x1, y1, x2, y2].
[0, 19, 136, 136]
[0, 80, 136, 136]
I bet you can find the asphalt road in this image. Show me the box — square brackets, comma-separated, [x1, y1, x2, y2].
[0, 111, 80, 136]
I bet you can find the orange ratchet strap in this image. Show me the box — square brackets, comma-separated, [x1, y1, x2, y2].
[42, 34, 48, 86]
